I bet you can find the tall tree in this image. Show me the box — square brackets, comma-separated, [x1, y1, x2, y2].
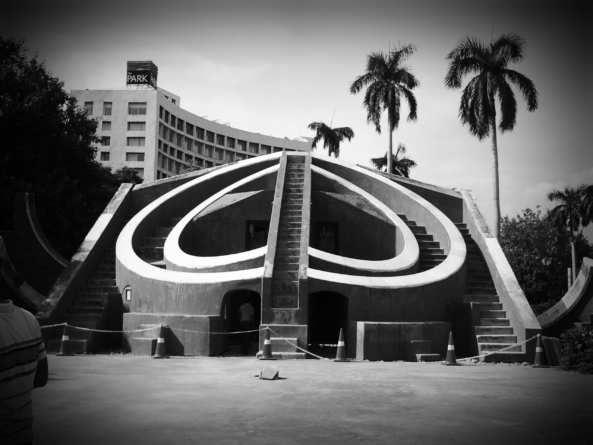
[444, 33, 538, 238]
[308, 121, 354, 158]
[350, 44, 419, 175]
[548, 185, 586, 283]
[580, 185, 593, 227]
[370, 143, 417, 178]
[0, 37, 124, 258]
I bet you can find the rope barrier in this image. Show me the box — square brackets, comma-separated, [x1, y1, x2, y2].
[455, 334, 539, 363]
[170, 327, 266, 335]
[267, 327, 328, 361]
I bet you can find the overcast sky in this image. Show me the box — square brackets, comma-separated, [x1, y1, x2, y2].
[3, 0, 592, 238]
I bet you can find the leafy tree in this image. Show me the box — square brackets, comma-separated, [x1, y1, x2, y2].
[307, 121, 354, 158]
[444, 34, 538, 238]
[113, 167, 144, 185]
[370, 142, 417, 178]
[499, 207, 593, 308]
[0, 36, 123, 258]
[580, 185, 593, 227]
[548, 185, 586, 283]
[350, 44, 419, 174]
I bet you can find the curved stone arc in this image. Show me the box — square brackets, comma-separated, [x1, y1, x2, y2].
[117, 153, 282, 284]
[538, 257, 593, 330]
[306, 154, 466, 288]
[308, 164, 419, 272]
[164, 165, 279, 271]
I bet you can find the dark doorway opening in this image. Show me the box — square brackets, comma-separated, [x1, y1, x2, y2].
[314, 222, 339, 254]
[246, 221, 270, 251]
[221, 289, 261, 357]
[308, 291, 348, 358]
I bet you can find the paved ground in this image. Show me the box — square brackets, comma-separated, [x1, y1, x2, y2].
[33, 354, 591, 445]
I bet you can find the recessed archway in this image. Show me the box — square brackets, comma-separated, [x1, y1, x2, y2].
[308, 291, 348, 357]
[221, 289, 261, 356]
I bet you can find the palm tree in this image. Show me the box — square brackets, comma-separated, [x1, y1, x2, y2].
[444, 33, 538, 238]
[580, 185, 593, 227]
[548, 185, 585, 283]
[308, 121, 354, 158]
[350, 44, 419, 175]
[370, 143, 417, 178]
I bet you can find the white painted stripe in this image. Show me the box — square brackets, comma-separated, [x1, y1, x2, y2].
[448, 345, 455, 350]
[337, 341, 345, 346]
[158, 338, 165, 343]
[264, 339, 271, 345]
[62, 335, 69, 341]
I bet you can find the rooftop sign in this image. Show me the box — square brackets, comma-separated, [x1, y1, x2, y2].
[126, 61, 158, 88]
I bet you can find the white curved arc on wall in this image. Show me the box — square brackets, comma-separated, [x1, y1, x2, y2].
[307, 153, 466, 288]
[117, 152, 282, 283]
[308, 164, 419, 272]
[164, 165, 279, 270]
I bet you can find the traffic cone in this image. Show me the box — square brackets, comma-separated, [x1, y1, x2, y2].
[532, 334, 548, 368]
[441, 331, 460, 366]
[334, 328, 348, 362]
[56, 324, 75, 356]
[259, 328, 275, 360]
[153, 325, 169, 359]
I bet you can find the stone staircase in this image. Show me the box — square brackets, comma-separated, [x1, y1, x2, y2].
[398, 214, 447, 271]
[135, 216, 182, 269]
[47, 219, 131, 353]
[271, 156, 305, 309]
[456, 223, 521, 357]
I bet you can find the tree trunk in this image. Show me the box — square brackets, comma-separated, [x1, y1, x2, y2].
[387, 125, 393, 174]
[571, 239, 577, 283]
[490, 116, 501, 238]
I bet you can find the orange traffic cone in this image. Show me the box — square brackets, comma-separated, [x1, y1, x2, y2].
[334, 328, 348, 362]
[57, 324, 75, 356]
[259, 328, 275, 360]
[153, 325, 169, 359]
[532, 334, 548, 368]
[442, 331, 460, 366]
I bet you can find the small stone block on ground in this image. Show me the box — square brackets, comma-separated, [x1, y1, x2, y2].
[416, 353, 441, 362]
[260, 368, 280, 380]
[131, 338, 157, 356]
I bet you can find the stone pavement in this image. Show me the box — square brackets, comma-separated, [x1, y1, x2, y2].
[33, 355, 591, 444]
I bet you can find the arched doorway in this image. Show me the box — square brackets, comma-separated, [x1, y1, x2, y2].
[308, 291, 348, 358]
[221, 289, 261, 356]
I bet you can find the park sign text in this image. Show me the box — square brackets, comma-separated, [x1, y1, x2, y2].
[126, 61, 158, 88]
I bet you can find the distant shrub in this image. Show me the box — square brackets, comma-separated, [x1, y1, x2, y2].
[531, 300, 557, 316]
[560, 325, 593, 375]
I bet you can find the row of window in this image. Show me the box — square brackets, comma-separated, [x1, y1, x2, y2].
[84, 101, 147, 116]
[101, 121, 146, 131]
[158, 140, 248, 162]
[101, 137, 145, 147]
[99, 152, 145, 162]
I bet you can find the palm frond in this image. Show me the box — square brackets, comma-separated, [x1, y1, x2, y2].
[503, 69, 538, 112]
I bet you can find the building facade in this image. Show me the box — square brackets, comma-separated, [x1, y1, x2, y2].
[71, 88, 311, 182]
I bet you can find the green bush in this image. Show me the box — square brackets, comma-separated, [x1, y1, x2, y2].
[560, 325, 593, 374]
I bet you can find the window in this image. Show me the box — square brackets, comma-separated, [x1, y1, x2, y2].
[194, 141, 202, 155]
[225, 152, 233, 162]
[206, 131, 214, 143]
[177, 119, 184, 131]
[168, 130, 174, 143]
[205, 145, 213, 157]
[274, 147, 282, 153]
[168, 159, 174, 172]
[196, 127, 204, 140]
[217, 149, 224, 160]
[236, 153, 244, 161]
[176, 133, 183, 147]
[100, 152, 110, 161]
[102, 121, 111, 131]
[128, 102, 147, 115]
[158, 140, 162, 150]
[205, 161, 213, 168]
[184, 137, 192, 150]
[217, 135, 224, 146]
[127, 137, 145, 146]
[170, 115, 176, 127]
[176, 150, 182, 160]
[128, 122, 146, 131]
[103, 102, 112, 116]
[100, 136, 111, 146]
[185, 154, 193, 163]
[249, 143, 258, 154]
[238, 140, 247, 151]
[164, 110, 169, 123]
[261, 145, 271, 155]
[159, 106, 164, 119]
[132, 168, 144, 178]
[84, 102, 93, 115]
[186, 123, 194, 136]
[163, 127, 169, 140]
[227, 138, 235, 149]
[126, 152, 145, 162]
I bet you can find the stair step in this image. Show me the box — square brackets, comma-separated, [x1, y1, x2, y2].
[82, 285, 119, 293]
[479, 343, 522, 353]
[463, 295, 499, 303]
[466, 287, 497, 295]
[474, 326, 513, 335]
[477, 335, 517, 344]
[274, 262, 299, 272]
[480, 310, 506, 318]
[480, 318, 510, 326]
[72, 300, 105, 309]
[86, 279, 116, 286]
[270, 337, 299, 352]
[273, 281, 298, 295]
[275, 271, 298, 281]
[409, 226, 427, 235]
[418, 241, 440, 249]
[144, 237, 166, 247]
[277, 241, 300, 249]
[415, 234, 434, 241]
[419, 253, 447, 260]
